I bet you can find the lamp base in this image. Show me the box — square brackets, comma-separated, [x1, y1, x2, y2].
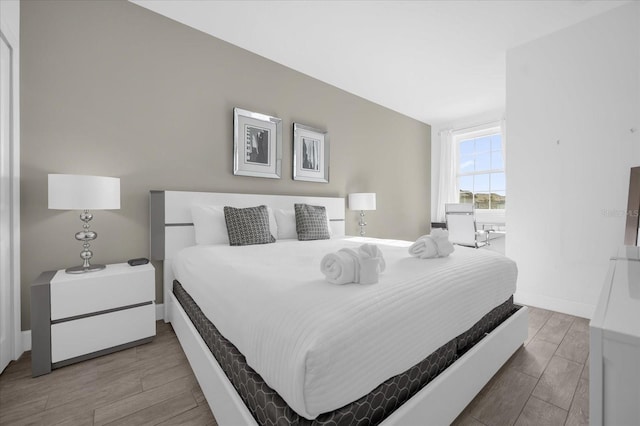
[66, 209, 105, 274]
[358, 210, 367, 237]
[65, 264, 106, 274]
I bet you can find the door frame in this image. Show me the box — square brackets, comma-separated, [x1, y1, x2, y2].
[0, 2, 22, 371]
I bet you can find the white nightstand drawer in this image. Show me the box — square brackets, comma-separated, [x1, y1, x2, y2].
[50, 263, 154, 320]
[51, 303, 156, 363]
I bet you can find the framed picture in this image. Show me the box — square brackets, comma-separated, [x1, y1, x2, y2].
[293, 123, 329, 183]
[233, 107, 283, 179]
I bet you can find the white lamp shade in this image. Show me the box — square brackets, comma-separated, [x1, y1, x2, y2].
[48, 174, 121, 210]
[348, 193, 376, 211]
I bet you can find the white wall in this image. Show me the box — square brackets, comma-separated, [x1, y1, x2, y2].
[0, 1, 19, 33]
[506, 2, 640, 318]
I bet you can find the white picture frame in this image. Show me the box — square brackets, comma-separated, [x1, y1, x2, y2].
[293, 123, 329, 183]
[233, 108, 282, 179]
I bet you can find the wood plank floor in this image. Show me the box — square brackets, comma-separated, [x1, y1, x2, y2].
[453, 307, 589, 426]
[0, 307, 588, 426]
[0, 322, 217, 425]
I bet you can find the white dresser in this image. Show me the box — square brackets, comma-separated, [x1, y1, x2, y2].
[31, 263, 156, 376]
[590, 246, 640, 426]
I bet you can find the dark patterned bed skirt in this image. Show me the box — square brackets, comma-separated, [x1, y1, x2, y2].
[173, 281, 517, 426]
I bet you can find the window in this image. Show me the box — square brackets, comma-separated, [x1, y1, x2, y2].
[456, 129, 504, 210]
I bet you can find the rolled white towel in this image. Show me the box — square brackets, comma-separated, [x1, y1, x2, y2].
[409, 229, 455, 259]
[320, 248, 360, 284]
[429, 228, 454, 256]
[408, 236, 438, 259]
[358, 244, 386, 284]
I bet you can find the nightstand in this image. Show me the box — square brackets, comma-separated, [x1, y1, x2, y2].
[31, 263, 156, 377]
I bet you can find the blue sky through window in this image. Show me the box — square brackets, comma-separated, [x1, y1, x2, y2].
[457, 133, 505, 209]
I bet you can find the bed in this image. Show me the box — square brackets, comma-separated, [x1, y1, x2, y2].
[149, 190, 528, 425]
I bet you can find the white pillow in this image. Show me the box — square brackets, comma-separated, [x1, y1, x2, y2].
[274, 209, 297, 239]
[275, 208, 333, 239]
[191, 205, 228, 245]
[191, 204, 278, 245]
[266, 206, 278, 239]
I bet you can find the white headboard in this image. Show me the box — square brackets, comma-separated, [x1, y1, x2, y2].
[149, 190, 346, 321]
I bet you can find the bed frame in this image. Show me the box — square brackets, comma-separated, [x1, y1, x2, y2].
[149, 190, 528, 425]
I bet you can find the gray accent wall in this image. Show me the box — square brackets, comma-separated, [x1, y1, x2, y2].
[149, 191, 165, 261]
[20, 0, 431, 330]
[31, 271, 55, 377]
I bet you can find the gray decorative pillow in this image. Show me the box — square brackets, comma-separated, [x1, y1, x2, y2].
[295, 203, 330, 241]
[224, 205, 276, 246]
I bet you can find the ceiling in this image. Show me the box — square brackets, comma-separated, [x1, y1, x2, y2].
[131, 0, 628, 126]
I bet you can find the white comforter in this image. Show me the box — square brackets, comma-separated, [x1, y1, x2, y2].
[172, 237, 517, 420]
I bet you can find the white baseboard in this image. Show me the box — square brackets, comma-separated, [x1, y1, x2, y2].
[156, 303, 164, 321]
[19, 303, 164, 356]
[22, 330, 31, 352]
[514, 291, 594, 319]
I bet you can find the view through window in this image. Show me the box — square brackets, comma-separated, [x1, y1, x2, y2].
[456, 131, 505, 209]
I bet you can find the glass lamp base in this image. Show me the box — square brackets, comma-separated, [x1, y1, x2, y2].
[65, 264, 106, 274]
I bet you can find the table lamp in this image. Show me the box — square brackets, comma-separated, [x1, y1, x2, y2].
[348, 193, 376, 236]
[48, 174, 120, 273]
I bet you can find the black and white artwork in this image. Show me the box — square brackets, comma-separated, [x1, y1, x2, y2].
[245, 125, 270, 165]
[233, 108, 282, 179]
[302, 137, 320, 171]
[293, 123, 329, 183]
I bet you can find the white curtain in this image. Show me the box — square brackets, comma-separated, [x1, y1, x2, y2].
[435, 130, 458, 222]
[500, 118, 507, 180]
[500, 119, 507, 228]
